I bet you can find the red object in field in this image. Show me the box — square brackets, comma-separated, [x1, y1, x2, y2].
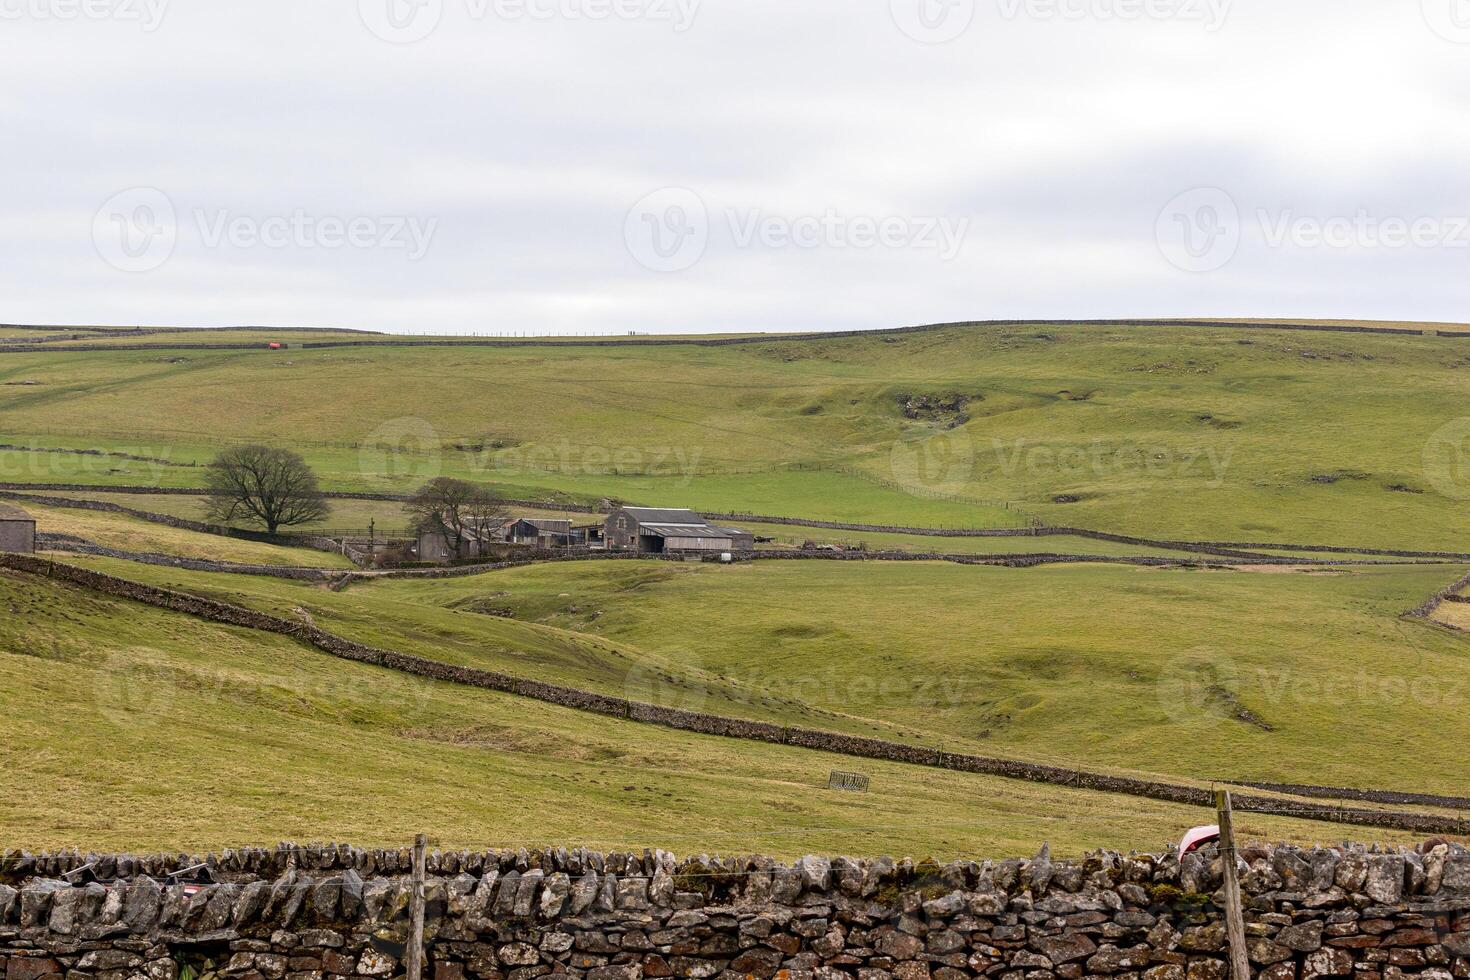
[268, 342, 283, 350]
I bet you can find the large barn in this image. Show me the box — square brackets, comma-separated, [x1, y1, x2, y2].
[604, 506, 753, 554]
[0, 503, 36, 554]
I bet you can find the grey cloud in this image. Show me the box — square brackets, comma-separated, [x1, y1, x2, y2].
[2, 0, 1469, 333]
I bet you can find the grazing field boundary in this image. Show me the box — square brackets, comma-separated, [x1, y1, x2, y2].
[33, 534, 349, 582]
[1224, 778, 1470, 812]
[1405, 568, 1470, 623]
[9, 484, 1469, 563]
[3, 552, 1466, 836]
[0, 443, 196, 468]
[31, 534, 1451, 588]
[746, 549, 1442, 569]
[3, 318, 1470, 354]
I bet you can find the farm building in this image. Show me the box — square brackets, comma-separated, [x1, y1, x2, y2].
[571, 523, 606, 548]
[416, 531, 472, 563]
[604, 506, 752, 554]
[506, 518, 572, 547]
[0, 504, 36, 553]
[416, 524, 503, 562]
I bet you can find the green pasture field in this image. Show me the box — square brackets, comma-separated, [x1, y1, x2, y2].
[1, 566, 1393, 857]
[3, 322, 1470, 546]
[56, 555, 1470, 798]
[62, 555, 931, 748]
[363, 560, 1470, 797]
[19, 501, 352, 568]
[5, 319, 1470, 855]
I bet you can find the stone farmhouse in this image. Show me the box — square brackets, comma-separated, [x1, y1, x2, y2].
[415, 519, 510, 562]
[604, 506, 753, 554]
[0, 503, 35, 554]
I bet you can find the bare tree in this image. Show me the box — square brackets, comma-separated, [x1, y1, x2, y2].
[204, 445, 330, 534]
[404, 477, 507, 555]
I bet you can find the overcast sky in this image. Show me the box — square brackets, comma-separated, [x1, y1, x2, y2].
[4, 0, 1470, 335]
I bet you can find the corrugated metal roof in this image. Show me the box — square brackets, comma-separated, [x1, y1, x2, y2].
[621, 507, 705, 524]
[520, 518, 571, 531]
[638, 523, 730, 539]
[0, 503, 35, 522]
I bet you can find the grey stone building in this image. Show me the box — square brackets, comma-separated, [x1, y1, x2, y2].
[0, 503, 36, 553]
[604, 506, 751, 553]
[506, 518, 572, 547]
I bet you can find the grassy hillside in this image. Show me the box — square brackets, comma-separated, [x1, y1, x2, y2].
[6, 319, 1470, 855]
[0, 566, 1392, 856]
[367, 559, 1470, 795]
[19, 501, 353, 567]
[61, 555, 940, 748]
[55, 554, 1470, 797]
[4, 322, 1470, 546]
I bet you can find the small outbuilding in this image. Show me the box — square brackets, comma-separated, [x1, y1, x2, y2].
[0, 503, 37, 554]
[415, 523, 505, 563]
[604, 506, 751, 554]
[507, 518, 572, 548]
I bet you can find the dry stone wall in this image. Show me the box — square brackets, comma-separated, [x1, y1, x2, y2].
[32, 535, 345, 582]
[3, 843, 1470, 980]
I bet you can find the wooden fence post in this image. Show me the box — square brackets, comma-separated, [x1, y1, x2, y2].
[1216, 789, 1251, 980]
[407, 834, 428, 980]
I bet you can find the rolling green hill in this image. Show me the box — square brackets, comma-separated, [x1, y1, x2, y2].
[5, 319, 1470, 854]
[3, 321, 1469, 548]
[52, 553, 1470, 798]
[2, 565, 1398, 856]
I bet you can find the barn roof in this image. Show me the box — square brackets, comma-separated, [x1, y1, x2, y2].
[0, 503, 34, 522]
[518, 518, 571, 531]
[620, 507, 706, 524]
[638, 523, 731, 539]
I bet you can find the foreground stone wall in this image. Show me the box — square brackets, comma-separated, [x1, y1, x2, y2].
[3, 842, 1469, 980]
